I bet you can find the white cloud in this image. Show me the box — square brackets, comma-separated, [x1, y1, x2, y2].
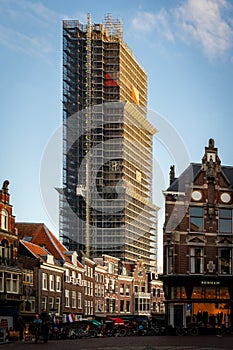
[131, 0, 233, 60]
[131, 9, 174, 42]
[175, 0, 233, 59]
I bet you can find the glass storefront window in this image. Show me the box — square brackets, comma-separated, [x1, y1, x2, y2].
[171, 286, 187, 299]
[192, 286, 230, 300]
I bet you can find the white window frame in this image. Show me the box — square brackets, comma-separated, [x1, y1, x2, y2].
[6, 273, 19, 293]
[190, 247, 204, 274]
[50, 275, 55, 291]
[72, 291, 76, 308]
[42, 273, 48, 290]
[1, 209, 8, 230]
[65, 289, 70, 307]
[56, 276, 61, 291]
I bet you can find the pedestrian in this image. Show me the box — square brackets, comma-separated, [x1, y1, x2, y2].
[40, 309, 51, 343]
[15, 316, 25, 341]
[33, 314, 42, 343]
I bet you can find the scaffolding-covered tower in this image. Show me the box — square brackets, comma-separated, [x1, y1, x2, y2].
[60, 14, 158, 270]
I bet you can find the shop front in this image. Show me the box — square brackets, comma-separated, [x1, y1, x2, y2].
[163, 275, 233, 332]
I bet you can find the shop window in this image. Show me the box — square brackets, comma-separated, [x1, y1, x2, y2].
[172, 286, 187, 299]
[219, 209, 232, 234]
[219, 248, 231, 274]
[190, 207, 203, 232]
[190, 247, 204, 273]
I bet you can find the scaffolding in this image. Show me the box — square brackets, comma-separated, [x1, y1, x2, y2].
[60, 14, 158, 271]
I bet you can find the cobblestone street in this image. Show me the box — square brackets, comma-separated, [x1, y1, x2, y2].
[2, 335, 233, 350]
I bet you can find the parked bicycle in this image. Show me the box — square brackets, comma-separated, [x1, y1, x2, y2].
[175, 325, 199, 336]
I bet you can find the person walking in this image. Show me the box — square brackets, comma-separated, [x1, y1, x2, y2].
[40, 309, 51, 343]
[33, 314, 42, 343]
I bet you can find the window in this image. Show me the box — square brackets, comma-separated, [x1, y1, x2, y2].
[56, 297, 61, 315]
[49, 297, 54, 311]
[20, 297, 35, 313]
[167, 246, 173, 274]
[158, 302, 161, 312]
[6, 273, 19, 293]
[1, 209, 8, 230]
[106, 298, 110, 313]
[157, 288, 161, 297]
[126, 300, 130, 312]
[65, 269, 70, 282]
[120, 300, 124, 312]
[108, 262, 114, 274]
[190, 207, 203, 232]
[50, 275, 54, 291]
[42, 296, 47, 311]
[126, 285, 130, 296]
[152, 302, 156, 311]
[23, 269, 33, 284]
[219, 209, 232, 234]
[219, 248, 231, 274]
[78, 292, 82, 309]
[72, 291, 76, 308]
[56, 276, 61, 291]
[112, 299, 116, 312]
[65, 290, 69, 307]
[0, 272, 3, 292]
[190, 247, 204, 273]
[42, 273, 48, 290]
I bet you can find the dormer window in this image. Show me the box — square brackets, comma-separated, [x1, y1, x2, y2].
[1, 209, 8, 230]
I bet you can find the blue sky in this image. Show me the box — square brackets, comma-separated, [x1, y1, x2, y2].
[1, 0, 233, 269]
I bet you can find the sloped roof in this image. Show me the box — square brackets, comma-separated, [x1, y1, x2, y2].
[20, 240, 56, 264]
[166, 163, 233, 192]
[16, 222, 83, 268]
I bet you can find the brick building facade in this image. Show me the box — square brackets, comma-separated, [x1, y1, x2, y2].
[0, 181, 165, 331]
[0, 180, 22, 331]
[163, 139, 233, 329]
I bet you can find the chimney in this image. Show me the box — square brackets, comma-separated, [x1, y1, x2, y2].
[169, 165, 175, 185]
